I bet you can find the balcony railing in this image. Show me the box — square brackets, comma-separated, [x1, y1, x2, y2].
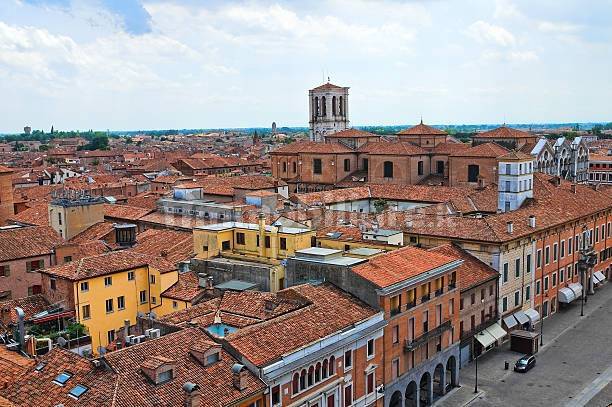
[459, 315, 498, 341]
[406, 300, 416, 310]
[435, 288, 444, 297]
[390, 307, 401, 316]
[448, 282, 457, 290]
[405, 320, 452, 352]
[421, 294, 431, 303]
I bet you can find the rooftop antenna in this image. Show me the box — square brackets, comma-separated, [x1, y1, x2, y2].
[420, 115, 423, 125]
[327, 76, 330, 83]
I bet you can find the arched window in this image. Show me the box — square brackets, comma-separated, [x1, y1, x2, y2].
[315, 97, 319, 117]
[322, 359, 328, 379]
[329, 356, 335, 375]
[300, 369, 306, 391]
[383, 161, 394, 178]
[321, 96, 327, 117]
[282, 162, 287, 173]
[292, 373, 299, 394]
[332, 96, 337, 115]
[308, 366, 314, 387]
[467, 164, 479, 182]
[339, 96, 344, 115]
[293, 161, 297, 173]
[315, 362, 321, 382]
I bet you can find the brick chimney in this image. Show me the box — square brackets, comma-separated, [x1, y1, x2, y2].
[232, 364, 247, 391]
[183, 382, 201, 407]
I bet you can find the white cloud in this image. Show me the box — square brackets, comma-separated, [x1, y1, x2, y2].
[538, 21, 581, 34]
[467, 20, 516, 47]
[481, 50, 538, 62]
[494, 0, 523, 20]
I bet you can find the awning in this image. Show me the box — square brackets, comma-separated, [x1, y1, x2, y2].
[568, 283, 583, 298]
[524, 308, 540, 324]
[502, 315, 518, 329]
[592, 273, 602, 283]
[475, 330, 497, 348]
[513, 311, 530, 325]
[558, 287, 576, 303]
[594, 271, 606, 283]
[485, 323, 507, 341]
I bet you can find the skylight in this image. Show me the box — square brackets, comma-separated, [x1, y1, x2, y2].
[35, 362, 47, 372]
[68, 384, 89, 399]
[53, 372, 73, 386]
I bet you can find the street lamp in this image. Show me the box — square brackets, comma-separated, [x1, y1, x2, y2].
[474, 333, 484, 394]
[540, 293, 546, 346]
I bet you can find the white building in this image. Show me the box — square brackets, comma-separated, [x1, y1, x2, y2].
[497, 151, 534, 213]
[309, 81, 349, 142]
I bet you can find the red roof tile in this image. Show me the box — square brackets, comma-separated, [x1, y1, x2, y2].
[428, 244, 498, 290]
[0, 226, 62, 262]
[397, 122, 447, 136]
[271, 141, 354, 155]
[474, 126, 534, 139]
[450, 142, 509, 158]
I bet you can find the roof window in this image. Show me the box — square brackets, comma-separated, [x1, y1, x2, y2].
[53, 371, 73, 386]
[68, 384, 89, 399]
[35, 362, 47, 372]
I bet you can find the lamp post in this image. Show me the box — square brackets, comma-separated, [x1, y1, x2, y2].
[474, 346, 479, 394]
[540, 294, 545, 346]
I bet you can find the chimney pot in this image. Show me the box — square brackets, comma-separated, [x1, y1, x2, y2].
[571, 184, 577, 193]
[232, 364, 247, 391]
[528, 215, 536, 228]
[183, 382, 201, 407]
[507, 221, 513, 234]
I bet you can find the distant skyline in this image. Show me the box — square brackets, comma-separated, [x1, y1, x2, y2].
[0, 0, 611, 133]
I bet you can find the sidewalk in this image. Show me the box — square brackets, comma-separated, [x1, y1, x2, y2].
[437, 282, 611, 406]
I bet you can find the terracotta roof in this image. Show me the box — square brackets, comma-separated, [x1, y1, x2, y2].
[311, 82, 346, 91]
[0, 226, 62, 262]
[351, 246, 460, 288]
[69, 221, 115, 244]
[497, 151, 533, 161]
[126, 192, 166, 210]
[104, 204, 153, 221]
[139, 212, 218, 230]
[0, 166, 13, 174]
[226, 283, 377, 367]
[270, 141, 354, 155]
[132, 228, 193, 263]
[474, 126, 534, 139]
[397, 122, 447, 136]
[40, 250, 176, 281]
[358, 141, 427, 155]
[0, 294, 50, 324]
[6, 202, 49, 226]
[325, 128, 379, 138]
[450, 142, 509, 158]
[432, 142, 470, 155]
[589, 153, 612, 162]
[161, 272, 206, 302]
[428, 244, 498, 290]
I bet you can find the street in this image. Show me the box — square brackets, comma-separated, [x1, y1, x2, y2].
[438, 283, 612, 407]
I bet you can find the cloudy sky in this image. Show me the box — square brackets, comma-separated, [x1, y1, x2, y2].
[0, 0, 611, 132]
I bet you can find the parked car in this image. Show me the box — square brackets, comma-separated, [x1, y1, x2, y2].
[514, 355, 536, 372]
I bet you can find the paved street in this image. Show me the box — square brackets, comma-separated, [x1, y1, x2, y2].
[438, 283, 612, 407]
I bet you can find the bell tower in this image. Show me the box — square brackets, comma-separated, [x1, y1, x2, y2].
[308, 80, 349, 142]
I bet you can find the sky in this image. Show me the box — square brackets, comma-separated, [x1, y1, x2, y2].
[0, 0, 611, 133]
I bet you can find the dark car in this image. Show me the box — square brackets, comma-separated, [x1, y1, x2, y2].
[514, 355, 536, 372]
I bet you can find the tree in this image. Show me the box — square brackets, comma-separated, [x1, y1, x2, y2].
[78, 134, 109, 151]
[373, 198, 388, 213]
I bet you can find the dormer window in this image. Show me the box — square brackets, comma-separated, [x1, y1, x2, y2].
[141, 356, 176, 385]
[190, 343, 222, 367]
[53, 371, 73, 386]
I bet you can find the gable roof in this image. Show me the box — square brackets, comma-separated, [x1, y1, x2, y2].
[351, 246, 460, 288]
[325, 128, 379, 138]
[0, 226, 62, 262]
[428, 244, 498, 290]
[271, 141, 354, 155]
[397, 122, 447, 136]
[474, 126, 534, 139]
[311, 82, 347, 92]
[450, 142, 509, 158]
[358, 141, 427, 155]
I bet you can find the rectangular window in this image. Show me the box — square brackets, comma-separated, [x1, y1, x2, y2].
[117, 296, 125, 310]
[104, 276, 112, 287]
[560, 268, 565, 283]
[367, 338, 375, 358]
[280, 237, 287, 251]
[151, 296, 157, 305]
[139, 290, 147, 304]
[392, 358, 400, 380]
[536, 280, 541, 295]
[236, 232, 245, 245]
[449, 298, 454, 315]
[105, 299, 113, 313]
[544, 276, 549, 291]
[560, 241, 565, 258]
[537, 249, 542, 268]
[552, 273, 557, 287]
[595, 226, 599, 243]
[344, 349, 352, 370]
[82, 304, 90, 319]
[553, 243, 558, 262]
[80, 281, 89, 292]
[313, 158, 322, 174]
[568, 238, 573, 255]
[545, 246, 550, 264]
[127, 271, 135, 281]
[525, 285, 531, 301]
[502, 296, 508, 312]
[526, 254, 532, 273]
[514, 291, 520, 306]
[344, 384, 353, 407]
[26, 260, 44, 272]
[107, 330, 115, 344]
[150, 275, 156, 284]
[392, 325, 399, 344]
[344, 158, 350, 172]
[503, 263, 508, 283]
[50, 278, 56, 290]
[0, 265, 9, 277]
[265, 236, 271, 249]
[417, 160, 424, 176]
[515, 258, 520, 277]
[173, 301, 178, 309]
[567, 266, 572, 280]
[63, 256, 72, 263]
[366, 372, 375, 394]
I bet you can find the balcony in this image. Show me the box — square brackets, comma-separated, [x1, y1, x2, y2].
[406, 300, 416, 310]
[448, 282, 457, 290]
[404, 320, 452, 352]
[421, 294, 431, 303]
[390, 307, 401, 317]
[459, 315, 499, 341]
[435, 288, 444, 297]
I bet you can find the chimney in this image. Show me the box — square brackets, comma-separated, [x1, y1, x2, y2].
[232, 364, 247, 391]
[198, 273, 208, 288]
[123, 319, 130, 342]
[405, 220, 413, 229]
[477, 178, 486, 189]
[528, 215, 536, 228]
[206, 276, 214, 289]
[183, 382, 201, 407]
[15, 307, 25, 350]
[506, 221, 513, 234]
[571, 184, 577, 194]
[178, 261, 190, 274]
